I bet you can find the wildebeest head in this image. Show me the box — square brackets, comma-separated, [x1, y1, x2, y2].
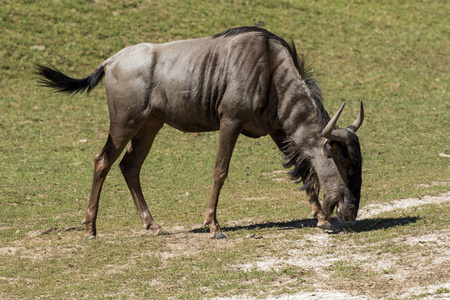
[321, 101, 364, 223]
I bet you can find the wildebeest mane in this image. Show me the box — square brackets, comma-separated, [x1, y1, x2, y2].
[272, 131, 321, 196]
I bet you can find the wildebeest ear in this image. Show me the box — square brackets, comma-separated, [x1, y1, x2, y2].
[322, 141, 333, 158]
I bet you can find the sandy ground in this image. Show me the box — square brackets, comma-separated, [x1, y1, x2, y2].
[219, 191, 450, 300]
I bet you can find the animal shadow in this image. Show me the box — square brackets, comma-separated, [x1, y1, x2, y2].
[189, 219, 323, 235]
[189, 216, 420, 235]
[346, 216, 420, 233]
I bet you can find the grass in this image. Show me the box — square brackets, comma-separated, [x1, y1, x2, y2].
[326, 260, 378, 280]
[1, 0, 449, 298]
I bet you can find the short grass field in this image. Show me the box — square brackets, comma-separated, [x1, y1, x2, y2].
[1, 0, 449, 299]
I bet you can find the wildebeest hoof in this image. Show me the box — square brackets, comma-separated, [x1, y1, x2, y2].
[317, 221, 334, 231]
[85, 234, 96, 240]
[211, 232, 227, 239]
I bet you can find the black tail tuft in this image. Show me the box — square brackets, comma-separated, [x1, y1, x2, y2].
[35, 64, 105, 95]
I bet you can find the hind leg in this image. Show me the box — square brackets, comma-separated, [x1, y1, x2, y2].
[83, 132, 135, 238]
[306, 188, 332, 230]
[119, 116, 168, 235]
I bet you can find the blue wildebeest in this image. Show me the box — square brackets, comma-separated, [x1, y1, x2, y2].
[36, 27, 364, 239]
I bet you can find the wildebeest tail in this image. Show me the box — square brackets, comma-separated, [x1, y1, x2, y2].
[35, 64, 105, 95]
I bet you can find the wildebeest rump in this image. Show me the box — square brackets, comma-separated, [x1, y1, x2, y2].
[36, 27, 364, 239]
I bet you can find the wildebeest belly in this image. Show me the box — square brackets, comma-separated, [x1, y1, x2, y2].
[149, 89, 221, 132]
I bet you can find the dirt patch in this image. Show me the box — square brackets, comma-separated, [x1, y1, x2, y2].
[228, 192, 450, 299]
[358, 191, 450, 219]
[230, 231, 449, 299]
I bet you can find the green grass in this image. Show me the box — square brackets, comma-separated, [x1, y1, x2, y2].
[1, 0, 449, 298]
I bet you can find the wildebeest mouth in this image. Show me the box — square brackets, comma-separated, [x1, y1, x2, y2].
[336, 202, 358, 223]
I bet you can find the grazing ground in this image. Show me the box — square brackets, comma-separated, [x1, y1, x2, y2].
[1, 0, 449, 299]
[2, 191, 449, 299]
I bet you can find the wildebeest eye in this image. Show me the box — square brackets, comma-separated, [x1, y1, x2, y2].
[348, 168, 355, 176]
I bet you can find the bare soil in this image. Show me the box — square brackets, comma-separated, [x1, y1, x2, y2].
[227, 191, 450, 299]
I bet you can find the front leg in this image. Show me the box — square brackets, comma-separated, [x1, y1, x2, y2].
[306, 187, 333, 230]
[203, 118, 243, 239]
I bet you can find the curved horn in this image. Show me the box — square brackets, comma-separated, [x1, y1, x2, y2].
[347, 101, 364, 133]
[322, 102, 348, 142]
